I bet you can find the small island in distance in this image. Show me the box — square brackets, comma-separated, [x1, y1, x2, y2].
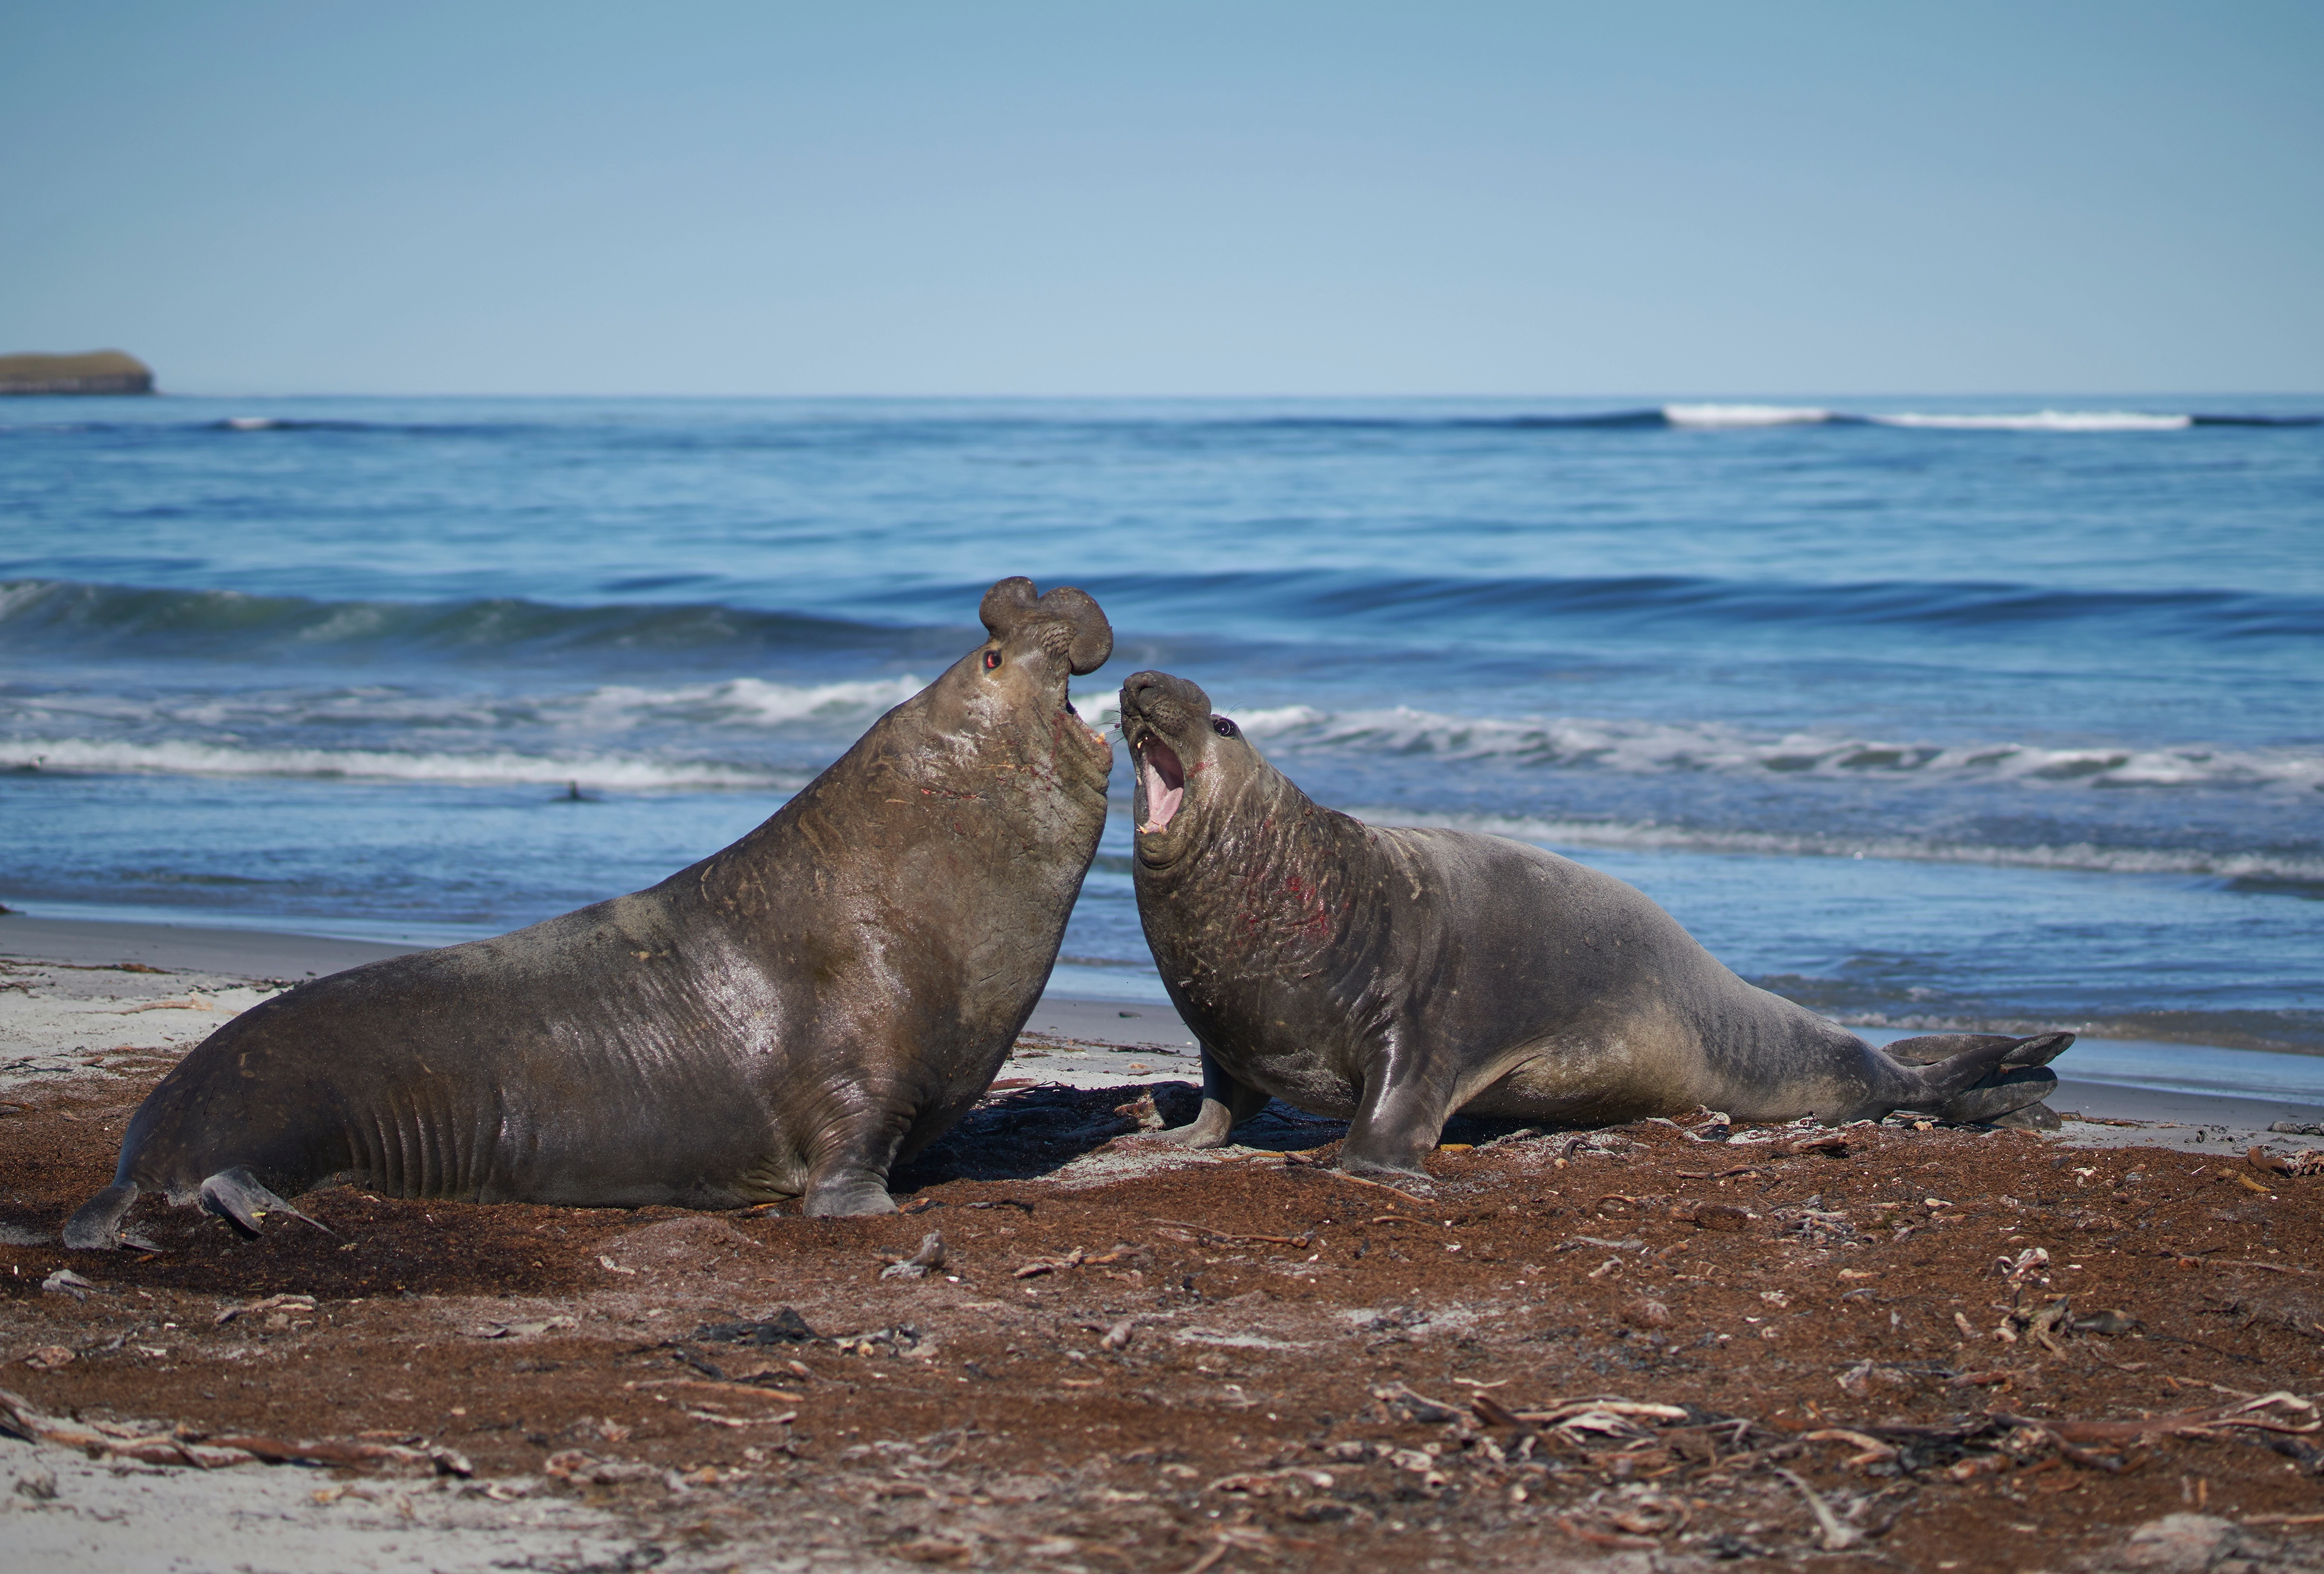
[0, 349, 155, 395]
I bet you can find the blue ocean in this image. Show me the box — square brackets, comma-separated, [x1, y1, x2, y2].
[3, 396, 2319, 1096]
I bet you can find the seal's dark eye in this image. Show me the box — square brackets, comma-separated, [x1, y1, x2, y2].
[1212, 716, 1238, 737]
[983, 651, 1002, 671]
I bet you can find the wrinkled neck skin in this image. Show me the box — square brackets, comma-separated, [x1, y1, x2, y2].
[883, 647, 1116, 808]
[1135, 748, 1399, 1088]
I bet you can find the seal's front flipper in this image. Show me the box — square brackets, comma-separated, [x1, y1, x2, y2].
[199, 1168, 329, 1237]
[803, 1172, 899, 1216]
[1338, 1039, 1452, 1184]
[1155, 1045, 1269, 1149]
[63, 1182, 140, 1250]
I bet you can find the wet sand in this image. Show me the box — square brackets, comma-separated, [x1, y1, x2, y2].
[8, 913, 2320, 1145]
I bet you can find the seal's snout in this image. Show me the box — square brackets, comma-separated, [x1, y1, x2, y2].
[1135, 735, 1186, 833]
[1120, 670, 1212, 731]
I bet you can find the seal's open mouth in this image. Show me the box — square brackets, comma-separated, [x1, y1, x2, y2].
[1135, 736, 1185, 833]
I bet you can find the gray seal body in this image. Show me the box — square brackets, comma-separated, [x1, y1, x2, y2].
[65, 580, 1114, 1246]
[1119, 671, 2066, 1182]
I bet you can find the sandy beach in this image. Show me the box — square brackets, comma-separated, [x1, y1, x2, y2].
[4, 913, 2323, 1573]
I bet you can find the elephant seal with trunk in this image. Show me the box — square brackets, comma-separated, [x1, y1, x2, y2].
[1119, 670, 2065, 1182]
[65, 579, 1114, 1246]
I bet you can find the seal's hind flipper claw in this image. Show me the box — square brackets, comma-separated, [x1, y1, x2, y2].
[62, 1182, 140, 1250]
[1999, 1031, 2073, 1069]
[200, 1168, 329, 1237]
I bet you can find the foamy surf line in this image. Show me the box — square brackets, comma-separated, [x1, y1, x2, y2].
[1079, 699, 2324, 793]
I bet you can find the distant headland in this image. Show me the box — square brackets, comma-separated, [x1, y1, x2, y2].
[0, 350, 155, 395]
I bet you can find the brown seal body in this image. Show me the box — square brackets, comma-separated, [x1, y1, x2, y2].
[65, 579, 1114, 1246]
[1120, 670, 2066, 1182]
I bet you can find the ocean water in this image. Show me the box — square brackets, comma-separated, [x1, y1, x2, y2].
[2, 396, 2319, 1094]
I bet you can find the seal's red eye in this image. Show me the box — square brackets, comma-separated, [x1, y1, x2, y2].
[983, 651, 1002, 670]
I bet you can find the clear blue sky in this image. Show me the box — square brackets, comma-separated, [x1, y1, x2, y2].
[5, 3, 2317, 396]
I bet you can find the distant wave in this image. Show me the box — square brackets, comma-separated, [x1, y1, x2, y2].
[1665, 403, 2217, 432]
[214, 416, 374, 432]
[1342, 806, 2324, 886]
[1, 736, 799, 791]
[1074, 696, 2324, 797]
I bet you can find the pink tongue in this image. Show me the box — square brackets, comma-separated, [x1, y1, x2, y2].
[1140, 757, 1183, 832]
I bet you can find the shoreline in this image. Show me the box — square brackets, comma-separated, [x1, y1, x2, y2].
[5, 912, 2319, 1153]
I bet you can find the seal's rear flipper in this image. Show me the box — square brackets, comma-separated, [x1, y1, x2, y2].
[1937, 1066, 2059, 1124]
[1886, 1030, 2075, 1124]
[1892, 1034, 2017, 1102]
[199, 1168, 329, 1237]
[63, 1182, 140, 1250]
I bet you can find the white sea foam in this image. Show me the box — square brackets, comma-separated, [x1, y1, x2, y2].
[1350, 808, 2324, 885]
[1068, 691, 2324, 793]
[1222, 703, 1329, 735]
[2, 674, 924, 741]
[1223, 702, 2324, 792]
[563, 674, 922, 727]
[1658, 404, 2199, 433]
[1, 737, 790, 791]
[1664, 403, 1834, 429]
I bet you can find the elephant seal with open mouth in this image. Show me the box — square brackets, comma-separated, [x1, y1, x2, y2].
[1119, 670, 2065, 1182]
[65, 579, 1114, 1246]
